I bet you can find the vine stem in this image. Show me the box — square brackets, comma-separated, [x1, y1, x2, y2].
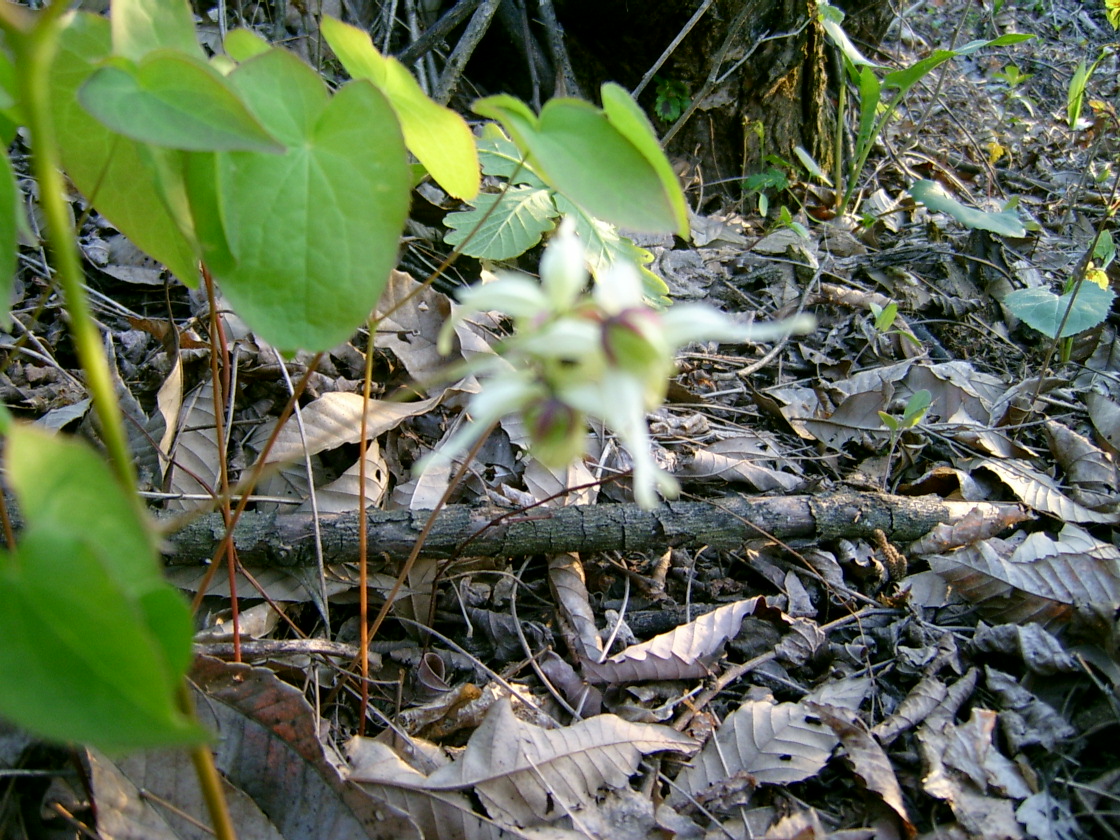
[10, 6, 136, 494]
[3, 7, 236, 839]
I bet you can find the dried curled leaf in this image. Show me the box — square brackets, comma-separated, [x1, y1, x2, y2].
[581, 597, 768, 684]
[928, 524, 1120, 629]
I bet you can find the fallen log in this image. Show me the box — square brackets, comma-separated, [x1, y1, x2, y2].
[162, 493, 1029, 567]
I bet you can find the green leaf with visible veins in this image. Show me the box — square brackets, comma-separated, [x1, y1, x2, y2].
[202, 48, 411, 352]
[79, 51, 282, 152]
[51, 13, 200, 284]
[444, 186, 558, 259]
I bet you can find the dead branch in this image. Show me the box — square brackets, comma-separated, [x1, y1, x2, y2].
[161, 492, 1028, 567]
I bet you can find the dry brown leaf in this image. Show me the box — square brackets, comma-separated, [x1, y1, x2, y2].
[295, 441, 389, 513]
[919, 709, 1029, 840]
[581, 597, 767, 684]
[548, 553, 603, 662]
[1086, 391, 1120, 456]
[351, 698, 694, 833]
[927, 524, 1120, 628]
[374, 270, 453, 384]
[1044, 420, 1120, 512]
[809, 703, 914, 834]
[165, 381, 222, 510]
[425, 698, 695, 826]
[264, 391, 445, 464]
[672, 696, 838, 805]
[908, 505, 1032, 556]
[87, 747, 284, 840]
[188, 656, 420, 839]
[974, 458, 1120, 524]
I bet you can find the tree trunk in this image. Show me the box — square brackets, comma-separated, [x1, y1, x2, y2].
[545, 0, 895, 198]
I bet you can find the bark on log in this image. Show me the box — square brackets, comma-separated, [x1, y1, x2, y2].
[163, 493, 1027, 567]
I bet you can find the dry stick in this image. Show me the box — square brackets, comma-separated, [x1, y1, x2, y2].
[201, 265, 241, 661]
[189, 354, 324, 614]
[434, 0, 501, 104]
[631, 0, 715, 99]
[357, 320, 378, 735]
[535, 0, 582, 98]
[396, 0, 482, 66]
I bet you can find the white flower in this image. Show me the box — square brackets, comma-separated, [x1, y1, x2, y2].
[424, 216, 814, 508]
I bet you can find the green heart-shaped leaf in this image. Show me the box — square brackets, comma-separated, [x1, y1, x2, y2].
[205, 49, 410, 352]
[51, 13, 200, 284]
[79, 51, 282, 152]
[1004, 283, 1115, 338]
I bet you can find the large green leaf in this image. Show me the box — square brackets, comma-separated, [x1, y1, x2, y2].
[320, 16, 479, 200]
[51, 13, 199, 284]
[0, 531, 205, 752]
[443, 186, 557, 259]
[79, 51, 282, 152]
[909, 180, 1026, 237]
[477, 123, 545, 185]
[8, 423, 162, 594]
[0, 423, 202, 750]
[1004, 283, 1115, 339]
[0, 149, 16, 329]
[111, 0, 204, 62]
[206, 49, 410, 352]
[475, 90, 687, 236]
[599, 83, 689, 238]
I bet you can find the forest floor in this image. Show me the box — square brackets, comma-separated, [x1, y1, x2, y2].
[2, 0, 1120, 839]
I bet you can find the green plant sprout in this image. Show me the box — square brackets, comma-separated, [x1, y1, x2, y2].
[653, 76, 691, 123]
[816, 0, 1033, 215]
[869, 300, 921, 348]
[878, 388, 932, 491]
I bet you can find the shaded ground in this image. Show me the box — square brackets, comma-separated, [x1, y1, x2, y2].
[2, 1, 1120, 838]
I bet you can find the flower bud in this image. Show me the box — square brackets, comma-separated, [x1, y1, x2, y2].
[524, 396, 586, 467]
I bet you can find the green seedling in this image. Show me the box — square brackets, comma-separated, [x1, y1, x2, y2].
[869, 300, 921, 348]
[817, 0, 1033, 215]
[878, 388, 932, 490]
[653, 76, 691, 123]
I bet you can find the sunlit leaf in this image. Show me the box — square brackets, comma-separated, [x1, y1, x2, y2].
[1003, 283, 1114, 339]
[80, 51, 282, 152]
[320, 16, 479, 200]
[51, 13, 200, 284]
[111, 0, 205, 62]
[475, 89, 687, 236]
